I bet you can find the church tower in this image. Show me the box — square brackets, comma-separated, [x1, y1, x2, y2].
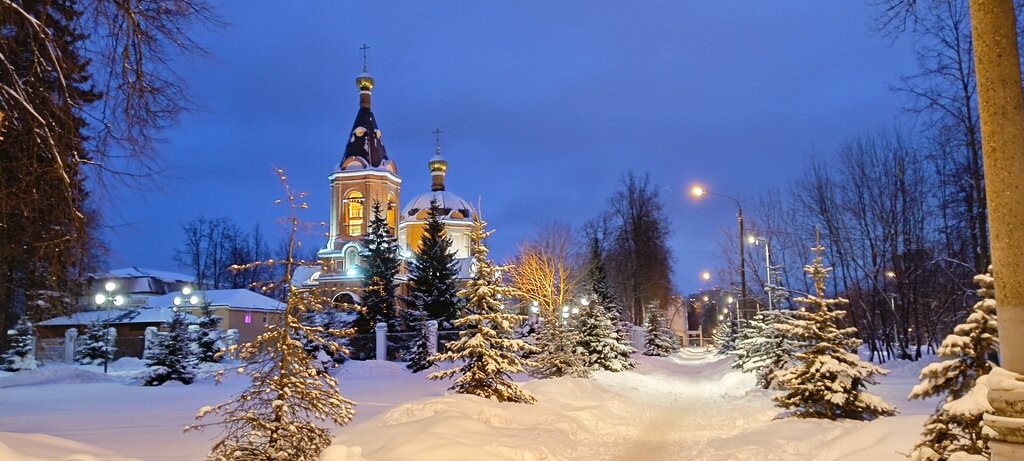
[317, 57, 401, 292]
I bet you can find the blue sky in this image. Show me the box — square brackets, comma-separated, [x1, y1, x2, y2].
[102, 1, 915, 294]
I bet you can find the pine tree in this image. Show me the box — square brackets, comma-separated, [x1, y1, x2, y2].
[352, 200, 400, 359]
[730, 310, 794, 389]
[187, 171, 355, 461]
[1, 317, 38, 371]
[192, 303, 223, 363]
[571, 297, 636, 372]
[908, 267, 998, 461]
[532, 311, 591, 379]
[405, 198, 462, 326]
[76, 320, 114, 365]
[773, 241, 895, 420]
[585, 237, 636, 369]
[643, 305, 678, 357]
[143, 310, 197, 386]
[402, 307, 433, 373]
[429, 214, 539, 403]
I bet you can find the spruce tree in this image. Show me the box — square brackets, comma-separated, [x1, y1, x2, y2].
[352, 200, 400, 359]
[192, 303, 223, 363]
[585, 237, 636, 369]
[730, 310, 794, 390]
[143, 310, 197, 386]
[298, 308, 350, 373]
[429, 214, 539, 403]
[1, 317, 39, 371]
[403, 198, 461, 372]
[908, 267, 998, 460]
[76, 320, 114, 365]
[713, 317, 738, 355]
[773, 241, 895, 420]
[643, 305, 678, 357]
[532, 311, 591, 379]
[571, 297, 636, 372]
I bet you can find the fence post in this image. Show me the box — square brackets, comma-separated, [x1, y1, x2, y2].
[143, 326, 158, 358]
[426, 320, 439, 356]
[630, 325, 645, 350]
[225, 329, 239, 360]
[375, 322, 387, 361]
[64, 328, 78, 363]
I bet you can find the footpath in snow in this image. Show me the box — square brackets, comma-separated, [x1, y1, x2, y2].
[0, 351, 937, 461]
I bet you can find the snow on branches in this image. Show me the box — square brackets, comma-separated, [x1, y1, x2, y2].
[1, 317, 38, 371]
[643, 305, 678, 357]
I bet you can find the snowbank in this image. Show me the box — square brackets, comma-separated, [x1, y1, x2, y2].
[336, 360, 411, 379]
[0, 432, 140, 461]
[0, 366, 119, 388]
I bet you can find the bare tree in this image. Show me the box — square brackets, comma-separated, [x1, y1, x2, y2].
[507, 222, 585, 318]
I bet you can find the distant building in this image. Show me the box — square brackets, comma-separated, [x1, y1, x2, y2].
[76, 267, 195, 310]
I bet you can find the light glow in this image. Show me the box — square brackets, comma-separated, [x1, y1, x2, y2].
[690, 185, 706, 198]
[701, 272, 711, 281]
[173, 296, 183, 306]
[189, 295, 200, 305]
[182, 286, 192, 296]
[113, 295, 126, 306]
[94, 294, 107, 305]
[104, 281, 116, 292]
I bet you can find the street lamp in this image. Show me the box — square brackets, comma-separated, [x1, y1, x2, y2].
[701, 271, 712, 282]
[691, 184, 749, 320]
[173, 285, 204, 313]
[749, 236, 774, 311]
[94, 281, 125, 374]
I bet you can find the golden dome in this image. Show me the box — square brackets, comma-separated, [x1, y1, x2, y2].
[356, 72, 374, 91]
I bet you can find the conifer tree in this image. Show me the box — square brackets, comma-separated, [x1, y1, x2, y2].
[143, 310, 197, 386]
[429, 214, 539, 403]
[299, 308, 350, 373]
[352, 200, 400, 359]
[571, 297, 636, 372]
[773, 240, 895, 420]
[1, 317, 38, 371]
[585, 237, 636, 369]
[908, 267, 998, 461]
[730, 310, 794, 389]
[532, 311, 591, 379]
[192, 302, 223, 363]
[643, 305, 678, 357]
[187, 171, 355, 461]
[713, 317, 738, 355]
[76, 320, 114, 365]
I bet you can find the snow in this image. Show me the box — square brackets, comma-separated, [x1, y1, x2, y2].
[0, 350, 945, 461]
[100, 267, 194, 283]
[37, 307, 198, 327]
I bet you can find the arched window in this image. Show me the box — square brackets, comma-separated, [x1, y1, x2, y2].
[344, 247, 359, 270]
[344, 191, 364, 236]
[386, 197, 397, 235]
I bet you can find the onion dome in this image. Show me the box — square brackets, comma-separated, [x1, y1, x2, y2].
[341, 72, 389, 168]
[403, 145, 474, 221]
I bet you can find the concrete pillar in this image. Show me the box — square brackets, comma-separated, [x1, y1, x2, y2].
[968, 1, 1024, 457]
[64, 328, 78, 363]
[426, 320, 439, 356]
[375, 322, 388, 361]
[225, 329, 239, 360]
[143, 326, 158, 358]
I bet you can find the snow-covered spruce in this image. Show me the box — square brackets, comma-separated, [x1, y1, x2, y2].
[584, 236, 636, 369]
[772, 241, 895, 421]
[191, 304, 223, 364]
[730, 310, 794, 390]
[142, 310, 197, 386]
[643, 305, 678, 357]
[187, 172, 355, 461]
[531, 310, 591, 379]
[75, 320, 114, 365]
[352, 199, 401, 359]
[713, 317, 738, 355]
[1, 317, 38, 371]
[429, 214, 539, 403]
[571, 297, 636, 372]
[908, 267, 999, 461]
[298, 308, 350, 373]
[401, 307, 433, 373]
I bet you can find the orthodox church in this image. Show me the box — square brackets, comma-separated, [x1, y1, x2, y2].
[297, 67, 477, 303]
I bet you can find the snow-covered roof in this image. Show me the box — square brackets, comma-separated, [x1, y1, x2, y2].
[38, 307, 198, 327]
[401, 190, 475, 222]
[97, 267, 194, 283]
[292, 265, 320, 288]
[147, 289, 284, 312]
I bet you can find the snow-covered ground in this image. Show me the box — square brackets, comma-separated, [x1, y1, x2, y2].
[0, 351, 938, 461]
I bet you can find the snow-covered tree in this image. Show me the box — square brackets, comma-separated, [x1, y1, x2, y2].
[192, 303, 223, 363]
[429, 213, 539, 403]
[402, 307, 433, 373]
[730, 310, 794, 389]
[643, 305, 678, 357]
[908, 267, 999, 461]
[1, 317, 38, 371]
[143, 310, 197, 386]
[531, 311, 591, 379]
[298, 308, 350, 373]
[773, 241, 895, 420]
[76, 320, 114, 365]
[713, 317, 738, 355]
[405, 198, 462, 327]
[187, 171, 355, 461]
[584, 237, 636, 369]
[351, 200, 401, 359]
[571, 297, 636, 372]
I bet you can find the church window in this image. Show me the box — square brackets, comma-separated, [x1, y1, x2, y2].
[345, 191, 364, 236]
[345, 247, 359, 270]
[386, 197, 397, 234]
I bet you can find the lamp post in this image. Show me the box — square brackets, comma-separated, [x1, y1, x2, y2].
[93, 281, 125, 374]
[691, 185, 749, 320]
[173, 285, 205, 314]
[748, 236, 773, 311]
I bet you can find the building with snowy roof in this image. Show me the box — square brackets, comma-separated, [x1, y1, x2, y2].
[299, 65, 478, 302]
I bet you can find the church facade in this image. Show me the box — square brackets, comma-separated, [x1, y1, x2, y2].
[297, 69, 476, 302]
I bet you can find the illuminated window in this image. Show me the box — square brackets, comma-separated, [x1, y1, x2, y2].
[386, 198, 397, 234]
[345, 247, 359, 270]
[345, 191, 364, 236]
[244, 311, 252, 324]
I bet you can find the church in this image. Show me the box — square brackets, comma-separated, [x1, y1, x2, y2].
[295, 66, 477, 303]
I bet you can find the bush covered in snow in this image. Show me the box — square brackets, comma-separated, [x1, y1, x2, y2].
[1, 317, 38, 372]
[142, 310, 196, 386]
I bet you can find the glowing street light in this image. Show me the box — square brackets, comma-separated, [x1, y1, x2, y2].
[690, 183, 749, 319]
[94, 281, 124, 374]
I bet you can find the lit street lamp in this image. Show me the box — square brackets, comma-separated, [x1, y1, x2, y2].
[748, 235, 774, 311]
[94, 281, 125, 374]
[173, 285, 205, 313]
[691, 184, 750, 320]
